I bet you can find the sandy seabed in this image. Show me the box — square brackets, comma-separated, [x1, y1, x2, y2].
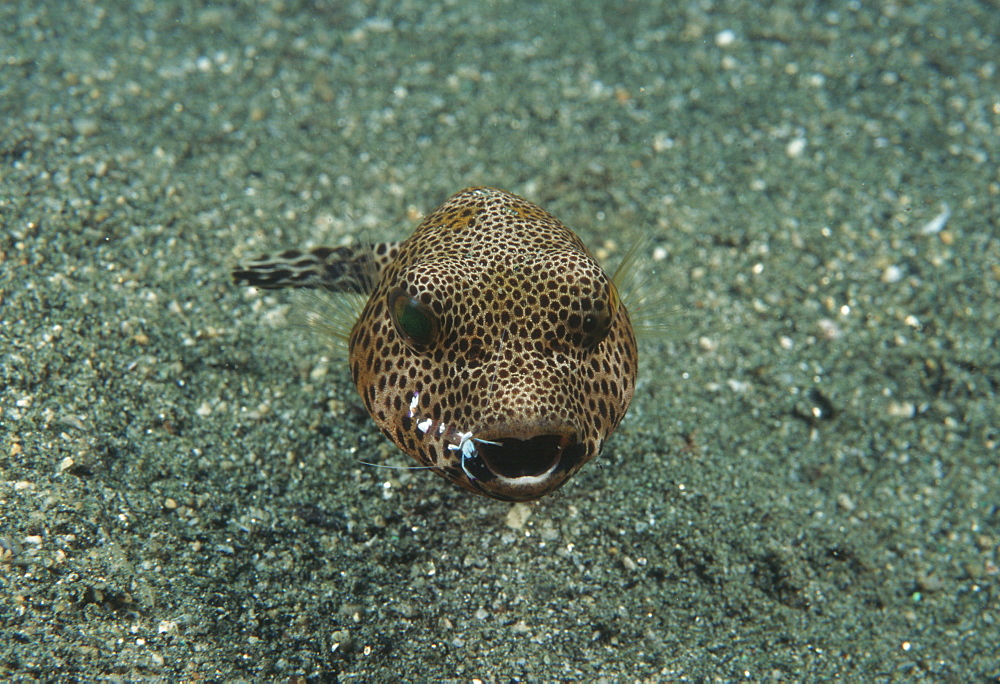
[1, 1, 997, 680]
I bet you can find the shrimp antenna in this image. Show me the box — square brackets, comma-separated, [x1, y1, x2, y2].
[356, 460, 436, 471]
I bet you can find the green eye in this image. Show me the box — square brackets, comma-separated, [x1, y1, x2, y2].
[389, 288, 439, 350]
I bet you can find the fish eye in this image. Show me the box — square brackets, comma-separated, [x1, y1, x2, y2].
[580, 282, 620, 349]
[388, 288, 439, 351]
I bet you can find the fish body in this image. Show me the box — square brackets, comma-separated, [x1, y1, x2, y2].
[234, 187, 637, 501]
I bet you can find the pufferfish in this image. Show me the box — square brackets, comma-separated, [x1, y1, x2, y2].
[233, 187, 638, 501]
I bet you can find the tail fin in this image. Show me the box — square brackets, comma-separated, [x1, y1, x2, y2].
[232, 244, 394, 293]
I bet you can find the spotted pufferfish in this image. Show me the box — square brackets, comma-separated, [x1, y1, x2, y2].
[233, 187, 638, 502]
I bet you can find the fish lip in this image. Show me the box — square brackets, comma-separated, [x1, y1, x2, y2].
[462, 432, 586, 501]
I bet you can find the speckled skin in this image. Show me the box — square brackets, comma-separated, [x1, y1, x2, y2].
[235, 187, 637, 501]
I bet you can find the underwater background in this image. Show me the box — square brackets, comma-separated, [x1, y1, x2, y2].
[1, 0, 997, 679]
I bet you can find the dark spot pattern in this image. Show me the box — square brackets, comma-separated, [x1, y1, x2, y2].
[349, 187, 637, 501]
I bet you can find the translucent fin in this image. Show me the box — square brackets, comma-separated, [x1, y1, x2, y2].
[295, 288, 368, 358]
[232, 241, 384, 358]
[294, 244, 378, 358]
[610, 235, 683, 336]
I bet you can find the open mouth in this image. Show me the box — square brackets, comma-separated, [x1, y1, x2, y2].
[403, 391, 589, 501]
[461, 433, 587, 501]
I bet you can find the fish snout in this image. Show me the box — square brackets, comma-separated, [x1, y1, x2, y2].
[459, 425, 589, 501]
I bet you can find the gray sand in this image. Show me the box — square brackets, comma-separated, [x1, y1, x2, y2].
[2, 1, 997, 680]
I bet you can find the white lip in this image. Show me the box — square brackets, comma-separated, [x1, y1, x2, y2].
[459, 432, 582, 501]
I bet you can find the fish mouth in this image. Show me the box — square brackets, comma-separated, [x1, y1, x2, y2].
[460, 432, 587, 502]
